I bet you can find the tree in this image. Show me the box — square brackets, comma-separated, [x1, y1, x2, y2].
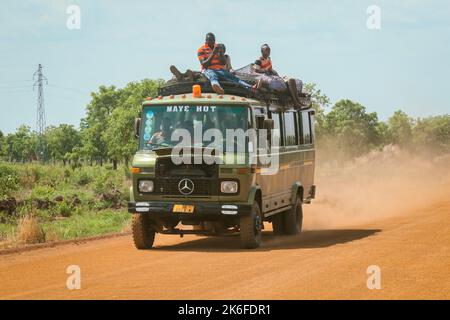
[80, 85, 121, 165]
[412, 115, 450, 154]
[45, 124, 81, 165]
[102, 79, 163, 169]
[0, 130, 5, 159]
[4, 125, 37, 162]
[80, 79, 163, 167]
[303, 83, 331, 138]
[103, 107, 138, 169]
[387, 110, 413, 147]
[322, 99, 380, 159]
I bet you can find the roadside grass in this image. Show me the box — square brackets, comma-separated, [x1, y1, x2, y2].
[42, 210, 131, 241]
[0, 162, 132, 249]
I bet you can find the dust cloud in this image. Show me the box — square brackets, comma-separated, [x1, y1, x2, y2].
[304, 145, 450, 229]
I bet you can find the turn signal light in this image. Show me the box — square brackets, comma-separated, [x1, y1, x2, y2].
[130, 167, 140, 174]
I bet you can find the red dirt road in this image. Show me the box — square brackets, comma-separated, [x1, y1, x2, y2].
[0, 198, 449, 300]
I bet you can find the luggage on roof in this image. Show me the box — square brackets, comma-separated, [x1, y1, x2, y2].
[159, 65, 311, 110]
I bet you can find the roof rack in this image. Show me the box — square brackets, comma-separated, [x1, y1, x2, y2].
[158, 73, 311, 110]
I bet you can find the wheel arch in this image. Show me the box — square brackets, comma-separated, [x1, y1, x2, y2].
[291, 182, 304, 204]
[247, 185, 262, 211]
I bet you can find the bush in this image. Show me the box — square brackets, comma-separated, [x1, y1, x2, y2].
[56, 201, 72, 217]
[72, 170, 92, 186]
[93, 170, 121, 195]
[0, 164, 20, 199]
[31, 185, 55, 199]
[64, 168, 71, 179]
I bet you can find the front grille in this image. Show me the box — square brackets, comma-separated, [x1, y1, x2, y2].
[153, 178, 217, 196]
[155, 157, 218, 178]
[153, 157, 219, 196]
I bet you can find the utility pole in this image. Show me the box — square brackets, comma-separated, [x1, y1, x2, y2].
[33, 64, 48, 161]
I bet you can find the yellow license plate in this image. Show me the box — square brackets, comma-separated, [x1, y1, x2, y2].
[173, 204, 195, 214]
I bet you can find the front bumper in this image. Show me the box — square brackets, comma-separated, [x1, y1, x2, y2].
[128, 201, 252, 219]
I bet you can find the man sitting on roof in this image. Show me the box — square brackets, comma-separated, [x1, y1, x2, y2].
[198, 32, 253, 94]
[252, 44, 303, 106]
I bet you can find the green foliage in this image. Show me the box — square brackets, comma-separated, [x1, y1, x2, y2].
[320, 99, 380, 159]
[4, 125, 38, 162]
[55, 201, 72, 217]
[42, 210, 130, 240]
[387, 110, 413, 147]
[79, 79, 163, 166]
[413, 115, 450, 154]
[304, 83, 331, 137]
[0, 130, 5, 158]
[72, 169, 93, 186]
[31, 185, 55, 199]
[95, 171, 122, 193]
[45, 124, 81, 164]
[0, 164, 20, 199]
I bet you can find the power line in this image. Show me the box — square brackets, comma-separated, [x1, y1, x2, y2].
[47, 84, 90, 95]
[46, 91, 88, 103]
[0, 90, 33, 94]
[0, 80, 33, 84]
[0, 85, 32, 90]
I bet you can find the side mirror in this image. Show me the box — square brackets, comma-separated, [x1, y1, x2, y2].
[264, 119, 274, 130]
[134, 118, 141, 139]
[255, 115, 265, 129]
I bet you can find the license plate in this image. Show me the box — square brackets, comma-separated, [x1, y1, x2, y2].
[173, 204, 195, 214]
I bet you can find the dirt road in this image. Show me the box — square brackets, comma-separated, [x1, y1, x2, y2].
[0, 197, 449, 300]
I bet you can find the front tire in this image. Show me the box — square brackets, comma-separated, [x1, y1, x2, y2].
[240, 201, 263, 249]
[283, 198, 303, 235]
[132, 214, 156, 249]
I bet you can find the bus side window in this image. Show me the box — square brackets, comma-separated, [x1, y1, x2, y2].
[252, 107, 265, 127]
[270, 111, 283, 146]
[283, 112, 298, 146]
[300, 111, 311, 145]
[309, 111, 315, 144]
[297, 112, 303, 145]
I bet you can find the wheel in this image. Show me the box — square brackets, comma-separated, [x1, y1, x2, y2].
[132, 214, 156, 249]
[240, 201, 263, 249]
[283, 197, 303, 235]
[272, 213, 285, 236]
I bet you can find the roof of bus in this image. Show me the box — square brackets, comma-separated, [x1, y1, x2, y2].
[142, 93, 260, 107]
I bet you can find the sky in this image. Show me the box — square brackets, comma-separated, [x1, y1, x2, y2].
[0, 0, 449, 133]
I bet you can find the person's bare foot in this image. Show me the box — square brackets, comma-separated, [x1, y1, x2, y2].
[288, 78, 301, 106]
[170, 65, 183, 81]
[212, 84, 225, 94]
[185, 70, 194, 82]
[256, 78, 263, 89]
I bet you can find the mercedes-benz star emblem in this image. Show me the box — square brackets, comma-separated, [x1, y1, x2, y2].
[178, 178, 194, 195]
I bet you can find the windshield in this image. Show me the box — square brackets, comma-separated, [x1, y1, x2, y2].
[140, 105, 248, 151]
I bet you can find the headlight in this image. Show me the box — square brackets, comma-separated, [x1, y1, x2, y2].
[138, 180, 154, 193]
[221, 181, 239, 194]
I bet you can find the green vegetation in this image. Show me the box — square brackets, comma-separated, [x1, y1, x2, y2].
[304, 84, 450, 161]
[0, 163, 130, 248]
